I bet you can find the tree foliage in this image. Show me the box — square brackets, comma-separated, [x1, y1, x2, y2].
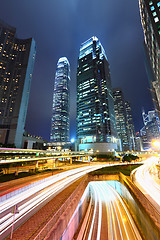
[122, 154, 139, 162]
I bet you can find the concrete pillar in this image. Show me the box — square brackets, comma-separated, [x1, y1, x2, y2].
[53, 160, 55, 168]
[35, 160, 38, 168]
[70, 157, 72, 164]
[55, 159, 59, 167]
[35, 160, 38, 172]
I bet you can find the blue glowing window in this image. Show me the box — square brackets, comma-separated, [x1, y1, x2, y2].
[153, 11, 157, 17]
[150, 6, 155, 11]
[154, 17, 159, 23]
[149, 1, 153, 5]
[157, 2, 160, 7]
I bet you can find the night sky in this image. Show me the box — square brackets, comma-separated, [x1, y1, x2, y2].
[0, 0, 153, 141]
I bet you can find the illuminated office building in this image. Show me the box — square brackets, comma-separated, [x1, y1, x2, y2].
[50, 57, 70, 143]
[113, 89, 130, 151]
[139, 0, 160, 117]
[77, 36, 118, 152]
[125, 101, 136, 150]
[140, 109, 160, 149]
[0, 20, 36, 148]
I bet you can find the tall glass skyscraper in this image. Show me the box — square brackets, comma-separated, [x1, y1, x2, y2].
[125, 101, 136, 150]
[113, 88, 129, 151]
[77, 36, 118, 152]
[50, 57, 70, 143]
[0, 20, 36, 148]
[139, 0, 160, 118]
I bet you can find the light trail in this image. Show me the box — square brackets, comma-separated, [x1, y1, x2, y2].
[97, 186, 102, 240]
[87, 184, 98, 240]
[85, 182, 142, 240]
[133, 157, 160, 209]
[0, 165, 106, 239]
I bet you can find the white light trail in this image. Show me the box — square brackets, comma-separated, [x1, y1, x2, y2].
[87, 182, 142, 240]
[0, 165, 106, 239]
[134, 157, 160, 208]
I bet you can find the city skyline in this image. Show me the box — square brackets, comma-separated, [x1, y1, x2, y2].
[0, 1, 154, 141]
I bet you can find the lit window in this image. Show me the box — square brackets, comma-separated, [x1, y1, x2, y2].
[150, 6, 155, 11]
[154, 17, 159, 23]
[157, 2, 160, 7]
[149, 1, 153, 5]
[153, 12, 157, 17]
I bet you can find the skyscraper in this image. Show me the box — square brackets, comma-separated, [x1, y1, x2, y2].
[139, 0, 160, 117]
[140, 109, 160, 149]
[50, 57, 70, 144]
[125, 101, 136, 150]
[0, 20, 36, 148]
[77, 36, 118, 152]
[113, 88, 130, 151]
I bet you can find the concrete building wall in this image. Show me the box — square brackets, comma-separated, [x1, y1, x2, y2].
[78, 142, 118, 153]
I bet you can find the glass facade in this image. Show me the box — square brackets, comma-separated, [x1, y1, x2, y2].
[0, 20, 36, 147]
[140, 109, 160, 149]
[113, 89, 130, 151]
[139, 0, 160, 118]
[125, 101, 136, 150]
[77, 36, 117, 144]
[50, 57, 70, 143]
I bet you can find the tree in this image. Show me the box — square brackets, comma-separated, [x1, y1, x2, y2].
[122, 155, 132, 162]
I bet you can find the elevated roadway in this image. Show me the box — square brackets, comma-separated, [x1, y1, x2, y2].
[132, 156, 160, 212]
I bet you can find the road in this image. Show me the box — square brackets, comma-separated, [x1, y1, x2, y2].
[133, 156, 160, 211]
[0, 165, 105, 239]
[79, 181, 142, 240]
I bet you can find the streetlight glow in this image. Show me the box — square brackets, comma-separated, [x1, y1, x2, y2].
[152, 140, 160, 149]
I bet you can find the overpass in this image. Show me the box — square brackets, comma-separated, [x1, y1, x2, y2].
[117, 150, 160, 159]
[0, 150, 93, 171]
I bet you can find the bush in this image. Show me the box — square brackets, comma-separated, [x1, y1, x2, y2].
[122, 154, 139, 162]
[92, 154, 115, 161]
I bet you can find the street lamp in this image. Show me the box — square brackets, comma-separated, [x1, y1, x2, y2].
[152, 140, 160, 150]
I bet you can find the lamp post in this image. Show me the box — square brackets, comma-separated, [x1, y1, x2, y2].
[10, 205, 19, 239]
